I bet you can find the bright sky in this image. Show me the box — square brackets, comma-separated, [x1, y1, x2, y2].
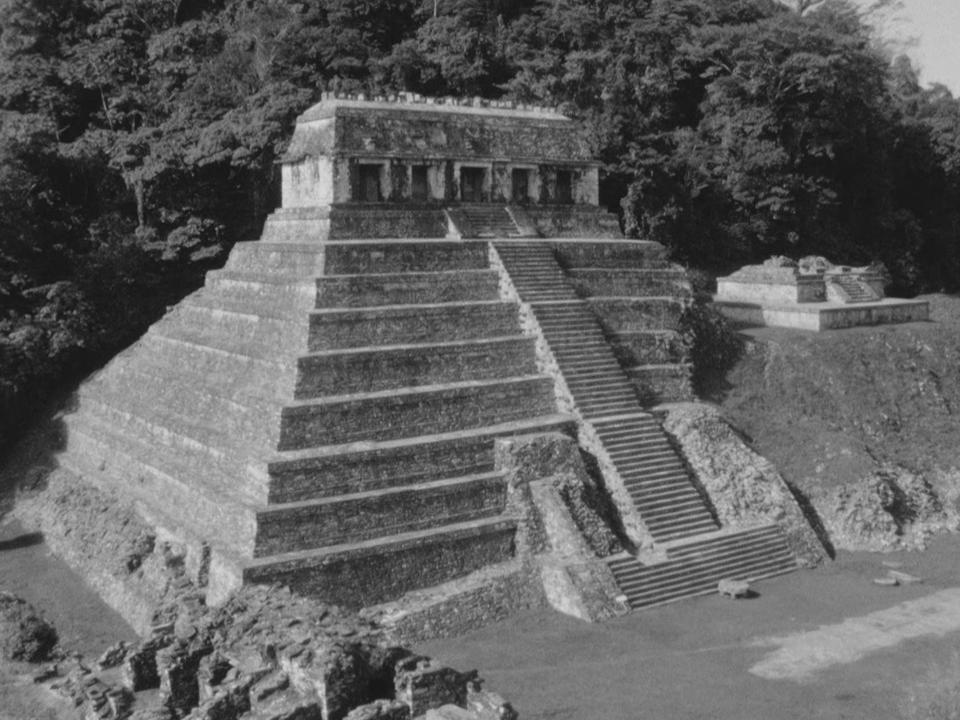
[862, 0, 960, 94]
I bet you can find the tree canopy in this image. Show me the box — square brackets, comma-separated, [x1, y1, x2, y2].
[2, 0, 960, 449]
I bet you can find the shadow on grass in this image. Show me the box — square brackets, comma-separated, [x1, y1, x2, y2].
[0, 531, 43, 552]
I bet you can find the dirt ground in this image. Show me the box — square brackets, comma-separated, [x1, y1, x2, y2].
[422, 534, 960, 720]
[0, 517, 137, 720]
[5, 505, 960, 720]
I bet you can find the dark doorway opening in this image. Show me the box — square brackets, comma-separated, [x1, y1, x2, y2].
[460, 167, 486, 202]
[411, 165, 429, 201]
[358, 164, 382, 202]
[512, 168, 531, 203]
[556, 170, 573, 204]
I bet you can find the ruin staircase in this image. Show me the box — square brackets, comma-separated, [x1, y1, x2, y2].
[446, 205, 538, 239]
[828, 275, 879, 303]
[494, 241, 797, 608]
[59, 239, 572, 608]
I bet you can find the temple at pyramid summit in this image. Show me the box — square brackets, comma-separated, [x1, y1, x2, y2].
[59, 93, 799, 632]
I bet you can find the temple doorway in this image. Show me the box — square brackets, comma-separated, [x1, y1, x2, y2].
[460, 167, 486, 202]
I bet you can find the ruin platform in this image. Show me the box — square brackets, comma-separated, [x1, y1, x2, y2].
[712, 297, 930, 331]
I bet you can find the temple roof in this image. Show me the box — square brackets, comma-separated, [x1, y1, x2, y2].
[281, 94, 596, 165]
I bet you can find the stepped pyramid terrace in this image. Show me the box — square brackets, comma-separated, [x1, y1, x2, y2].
[58, 93, 803, 635]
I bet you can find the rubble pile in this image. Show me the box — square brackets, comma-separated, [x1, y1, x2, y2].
[36, 583, 514, 720]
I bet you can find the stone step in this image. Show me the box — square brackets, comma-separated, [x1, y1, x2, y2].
[307, 301, 520, 350]
[629, 486, 703, 506]
[602, 439, 672, 455]
[559, 368, 626, 381]
[556, 362, 626, 375]
[323, 240, 490, 274]
[233, 516, 519, 608]
[640, 498, 712, 519]
[294, 336, 536, 398]
[548, 343, 613, 354]
[621, 555, 797, 608]
[277, 375, 557, 450]
[561, 376, 633, 388]
[611, 546, 795, 607]
[621, 467, 692, 485]
[171, 298, 310, 353]
[562, 372, 629, 386]
[607, 446, 675, 460]
[613, 550, 795, 601]
[253, 472, 507, 556]
[61, 416, 261, 553]
[595, 425, 664, 441]
[580, 404, 641, 418]
[536, 319, 601, 329]
[111, 332, 296, 401]
[593, 418, 660, 434]
[646, 515, 719, 539]
[617, 459, 686, 476]
[316, 270, 500, 308]
[610, 527, 775, 571]
[222, 241, 326, 277]
[570, 394, 639, 411]
[610, 530, 793, 580]
[78, 368, 281, 461]
[265, 413, 574, 503]
[67, 393, 274, 493]
[204, 270, 319, 315]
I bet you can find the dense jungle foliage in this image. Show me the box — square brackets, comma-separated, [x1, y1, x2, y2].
[2, 0, 960, 450]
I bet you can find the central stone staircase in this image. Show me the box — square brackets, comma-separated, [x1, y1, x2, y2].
[60, 239, 571, 608]
[494, 240, 797, 608]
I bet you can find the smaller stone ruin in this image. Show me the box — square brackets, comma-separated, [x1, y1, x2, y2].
[713, 256, 928, 330]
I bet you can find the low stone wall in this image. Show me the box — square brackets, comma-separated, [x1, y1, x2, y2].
[315, 270, 500, 308]
[323, 240, 488, 274]
[327, 205, 449, 239]
[308, 303, 520, 350]
[254, 475, 507, 555]
[235, 520, 518, 609]
[266, 434, 495, 503]
[278, 377, 555, 449]
[295, 338, 536, 398]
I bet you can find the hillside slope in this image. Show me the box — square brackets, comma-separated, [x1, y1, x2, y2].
[717, 295, 960, 551]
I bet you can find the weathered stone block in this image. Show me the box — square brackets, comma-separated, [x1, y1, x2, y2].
[394, 657, 470, 717]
